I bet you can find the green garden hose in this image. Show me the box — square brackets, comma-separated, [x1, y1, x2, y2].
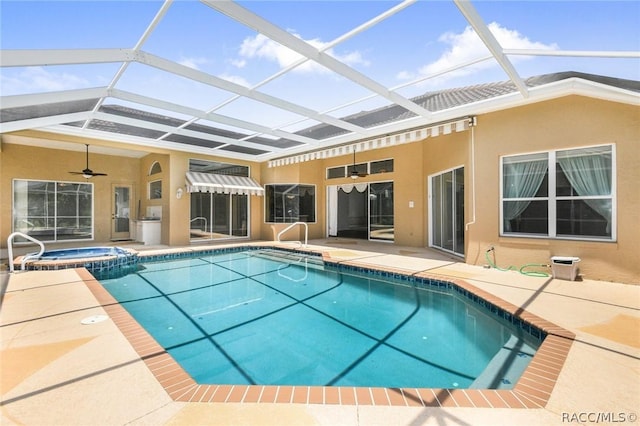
[485, 249, 549, 277]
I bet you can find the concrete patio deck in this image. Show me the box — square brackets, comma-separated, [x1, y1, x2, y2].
[1, 239, 638, 425]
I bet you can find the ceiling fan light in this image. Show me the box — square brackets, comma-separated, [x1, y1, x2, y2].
[350, 171, 359, 179]
[82, 173, 93, 179]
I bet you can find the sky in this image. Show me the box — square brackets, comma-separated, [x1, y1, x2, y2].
[1, 0, 639, 131]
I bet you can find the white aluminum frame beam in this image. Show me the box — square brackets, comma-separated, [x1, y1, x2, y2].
[202, 0, 434, 119]
[1, 48, 370, 136]
[0, 112, 93, 133]
[90, 111, 278, 152]
[205, 0, 418, 142]
[111, 89, 318, 146]
[0, 87, 108, 108]
[0, 49, 133, 67]
[85, 0, 173, 130]
[504, 49, 640, 58]
[453, 0, 529, 98]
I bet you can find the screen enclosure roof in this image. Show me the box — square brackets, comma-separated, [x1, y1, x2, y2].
[1, 0, 639, 161]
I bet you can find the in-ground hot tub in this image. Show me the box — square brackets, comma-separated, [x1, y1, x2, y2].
[16, 246, 139, 279]
[37, 247, 129, 260]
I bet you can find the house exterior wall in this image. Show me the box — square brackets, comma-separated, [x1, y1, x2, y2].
[257, 95, 638, 283]
[138, 153, 170, 243]
[1, 95, 638, 283]
[0, 133, 264, 252]
[421, 127, 470, 248]
[0, 135, 141, 246]
[259, 154, 326, 242]
[165, 151, 264, 246]
[468, 96, 639, 284]
[258, 129, 469, 247]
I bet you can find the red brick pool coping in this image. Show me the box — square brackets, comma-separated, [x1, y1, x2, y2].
[79, 253, 575, 409]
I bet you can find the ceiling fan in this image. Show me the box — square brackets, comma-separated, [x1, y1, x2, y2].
[69, 144, 107, 179]
[349, 148, 367, 179]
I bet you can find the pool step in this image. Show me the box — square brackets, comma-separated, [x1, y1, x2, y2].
[249, 249, 325, 270]
[469, 335, 537, 389]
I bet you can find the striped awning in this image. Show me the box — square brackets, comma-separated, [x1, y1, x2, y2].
[268, 117, 475, 168]
[185, 172, 264, 196]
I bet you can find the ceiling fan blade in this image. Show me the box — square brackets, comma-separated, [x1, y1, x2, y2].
[68, 171, 108, 177]
[68, 145, 107, 177]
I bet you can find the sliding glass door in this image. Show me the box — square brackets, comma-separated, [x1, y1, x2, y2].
[430, 167, 464, 255]
[326, 181, 394, 241]
[13, 179, 93, 242]
[190, 192, 248, 241]
[369, 182, 394, 241]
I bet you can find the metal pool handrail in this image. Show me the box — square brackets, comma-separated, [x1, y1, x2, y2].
[7, 232, 45, 273]
[276, 221, 308, 247]
[190, 216, 208, 230]
[277, 257, 309, 282]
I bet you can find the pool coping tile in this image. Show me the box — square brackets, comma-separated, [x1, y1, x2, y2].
[78, 245, 576, 409]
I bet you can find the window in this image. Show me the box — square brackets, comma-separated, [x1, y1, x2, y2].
[149, 180, 162, 199]
[13, 179, 93, 242]
[149, 161, 162, 175]
[370, 159, 394, 174]
[501, 145, 614, 240]
[346, 162, 368, 177]
[265, 184, 316, 223]
[327, 166, 345, 179]
[327, 159, 393, 179]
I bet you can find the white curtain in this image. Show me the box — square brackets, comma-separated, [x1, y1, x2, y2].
[503, 158, 548, 231]
[339, 183, 368, 193]
[327, 186, 338, 236]
[557, 151, 612, 231]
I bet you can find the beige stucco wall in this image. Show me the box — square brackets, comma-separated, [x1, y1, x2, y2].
[0, 136, 141, 246]
[257, 95, 638, 283]
[138, 153, 170, 243]
[0, 133, 265, 251]
[1, 94, 638, 283]
[165, 151, 264, 246]
[468, 96, 640, 284]
[258, 130, 468, 248]
[259, 155, 326, 242]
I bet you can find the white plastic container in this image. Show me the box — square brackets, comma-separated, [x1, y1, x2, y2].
[550, 256, 581, 281]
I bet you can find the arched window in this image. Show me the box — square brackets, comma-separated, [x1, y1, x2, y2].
[149, 161, 162, 175]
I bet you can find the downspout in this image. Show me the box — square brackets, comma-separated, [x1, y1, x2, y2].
[465, 116, 477, 231]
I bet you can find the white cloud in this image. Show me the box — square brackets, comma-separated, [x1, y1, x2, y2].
[229, 58, 247, 69]
[237, 32, 369, 73]
[178, 56, 208, 70]
[0, 66, 91, 95]
[397, 22, 558, 83]
[395, 70, 413, 81]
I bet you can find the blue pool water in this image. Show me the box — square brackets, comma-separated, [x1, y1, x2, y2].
[101, 249, 541, 389]
[39, 247, 129, 260]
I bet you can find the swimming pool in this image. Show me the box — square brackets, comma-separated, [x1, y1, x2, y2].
[101, 249, 542, 390]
